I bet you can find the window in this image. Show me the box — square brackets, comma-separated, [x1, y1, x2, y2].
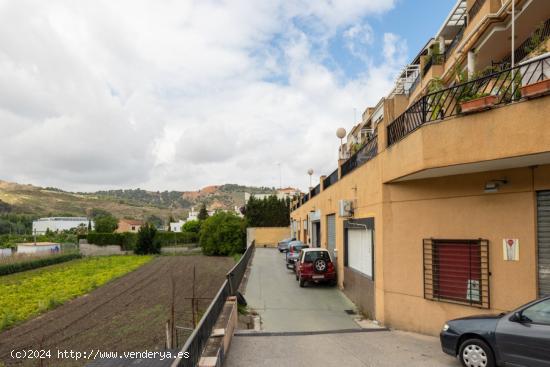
[522, 299, 550, 325]
[423, 239, 490, 308]
[304, 251, 330, 263]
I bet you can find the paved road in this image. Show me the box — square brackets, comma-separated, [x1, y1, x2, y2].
[244, 248, 359, 332]
[225, 247, 460, 367]
[225, 330, 459, 367]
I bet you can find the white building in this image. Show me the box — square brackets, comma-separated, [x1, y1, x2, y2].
[17, 242, 61, 254]
[170, 220, 186, 232]
[244, 187, 300, 203]
[32, 217, 93, 234]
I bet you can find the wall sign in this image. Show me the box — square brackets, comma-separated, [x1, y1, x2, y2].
[503, 239, 519, 261]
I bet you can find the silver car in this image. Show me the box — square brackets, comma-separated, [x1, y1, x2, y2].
[277, 238, 295, 253]
[285, 241, 308, 270]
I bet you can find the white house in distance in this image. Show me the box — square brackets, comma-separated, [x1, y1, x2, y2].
[244, 187, 300, 203]
[32, 217, 93, 234]
[17, 242, 61, 254]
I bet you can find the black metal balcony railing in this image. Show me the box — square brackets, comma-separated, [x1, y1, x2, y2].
[323, 169, 339, 190]
[341, 131, 378, 178]
[500, 18, 550, 68]
[387, 54, 550, 146]
[468, 0, 486, 23]
[301, 193, 309, 204]
[310, 184, 320, 198]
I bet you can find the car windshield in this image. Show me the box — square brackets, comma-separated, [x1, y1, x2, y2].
[290, 244, 308, 252]
[304, 251, 330, 263]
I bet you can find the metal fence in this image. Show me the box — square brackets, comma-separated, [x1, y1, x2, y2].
[387, 53, 550, 146]
[323, 169, 339, 190]
[173, 243, 255, 367]
[500, 17, 550, 68]
[340, 131, 378, 178]
[310, 184, 320, 198]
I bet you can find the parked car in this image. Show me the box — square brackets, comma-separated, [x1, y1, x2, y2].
[295, 248, 336, 287]
[277, 237, 295, 253]
[285, 241, 308, 269]
[440, 296, 550, 367]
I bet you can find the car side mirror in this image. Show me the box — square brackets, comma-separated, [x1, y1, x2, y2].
[511, 311, 523, 323]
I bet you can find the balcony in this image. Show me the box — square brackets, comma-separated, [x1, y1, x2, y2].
[340, 130, 378, 178]
[310, 184, 321, 198]
[387, 53, 550, 146]
[323, 169, 339, 190]
[384, 53, 550, 183]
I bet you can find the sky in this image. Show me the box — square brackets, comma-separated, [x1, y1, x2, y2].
[0, 0, 456, 192]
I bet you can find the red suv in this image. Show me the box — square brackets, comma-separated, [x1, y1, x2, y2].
[295, 248, 336, 287]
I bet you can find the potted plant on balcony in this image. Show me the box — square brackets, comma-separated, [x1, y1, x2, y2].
[459, 92, 498, 114]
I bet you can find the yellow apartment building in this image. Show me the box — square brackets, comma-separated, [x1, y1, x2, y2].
[290, 0, 550, 336]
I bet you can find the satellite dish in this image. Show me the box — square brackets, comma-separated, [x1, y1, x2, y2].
[336, 128, 346, 139]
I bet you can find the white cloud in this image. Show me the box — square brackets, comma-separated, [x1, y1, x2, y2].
[0, 0, 403, 192]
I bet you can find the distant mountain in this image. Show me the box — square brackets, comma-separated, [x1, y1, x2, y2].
[0, 180, 276, 221]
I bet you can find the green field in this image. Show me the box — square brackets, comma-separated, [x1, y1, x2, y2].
[0, 255, 152, 331]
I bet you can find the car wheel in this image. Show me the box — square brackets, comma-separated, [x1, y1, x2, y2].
[329, 279, 337, 286]
[458, 339, 495, 367]
[299, 277, 306, 287]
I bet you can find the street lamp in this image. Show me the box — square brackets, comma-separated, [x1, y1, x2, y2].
[307, 168, 314, 189]
[336, 127, 346, 160]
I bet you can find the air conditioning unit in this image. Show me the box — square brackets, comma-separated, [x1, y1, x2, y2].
[338, 200, 353, 218]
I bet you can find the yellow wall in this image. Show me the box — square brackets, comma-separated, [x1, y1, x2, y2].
[291, 95, 550, 335]
[250, 227, 290, 248]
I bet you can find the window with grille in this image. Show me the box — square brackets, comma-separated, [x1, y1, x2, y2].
[423, 239, 490, 308]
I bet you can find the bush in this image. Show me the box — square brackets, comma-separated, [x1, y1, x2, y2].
[0, 253, 82, 276]
[182, 220, 201, 234]
[94, 215, 118, 233]
[135, 224, 160, 255]
[86, 233, 137, 251]
[200, 212, 246, 256]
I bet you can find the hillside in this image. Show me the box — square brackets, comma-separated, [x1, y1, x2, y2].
[0, 180, 275, 221]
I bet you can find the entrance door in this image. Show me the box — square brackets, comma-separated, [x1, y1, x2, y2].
[312, 221, 321, 248]
[538, 191, 550, 297]
[327, 214, 336, 258]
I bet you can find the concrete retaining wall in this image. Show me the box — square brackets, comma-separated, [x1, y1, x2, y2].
[79, 243, 128, 256]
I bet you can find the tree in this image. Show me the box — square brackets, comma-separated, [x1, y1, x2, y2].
[135, 223, 160, 254]
[197, 204, 209, 221]
[146, 215, 164, 229]
[94, 215, 118, 233]
[244, 195, 290, 227]
[88, 208, 112, 219]
[200, 212, 246, 256]
[182, 220, 200, 234]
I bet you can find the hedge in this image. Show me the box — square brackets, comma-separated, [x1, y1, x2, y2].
[0, 253, 82, 276]
[86, 231, 198, 250]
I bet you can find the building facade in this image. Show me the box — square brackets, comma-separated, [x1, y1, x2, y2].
[291, 0, 550, 336]
[32, 217, 92, 234]
[115, 219, 144, 233]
